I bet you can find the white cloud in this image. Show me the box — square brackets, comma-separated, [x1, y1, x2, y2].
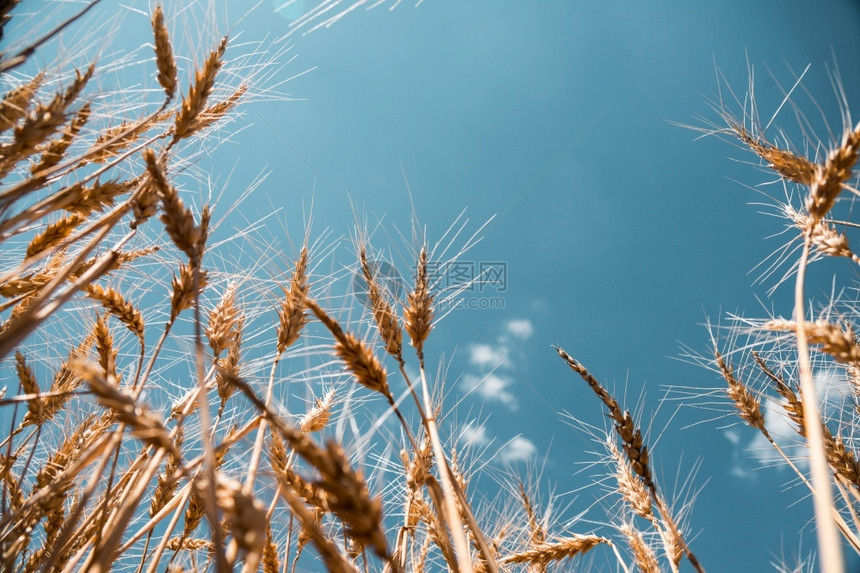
[816, 367, 852, 412]
[468, 343, 506, 369]
[499, 436, 537, 463]
[505, 319, 534, 339]
[459, 422, 491, 447]
[461, 373, 518, 410]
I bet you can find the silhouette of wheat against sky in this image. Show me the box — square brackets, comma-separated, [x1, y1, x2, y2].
[5, 0, 860, 570]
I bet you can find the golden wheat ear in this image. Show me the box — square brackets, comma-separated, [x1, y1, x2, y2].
[151, 6, 177, 102]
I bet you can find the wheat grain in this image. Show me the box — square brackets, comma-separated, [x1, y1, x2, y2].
[556, 346, 654, 489]
[187, 83, 247, 133]
[621, 524, 659, 573]
[143, 148, 200, 259]
[169, 261, 208, 323]
[72, 360, 177, 457]
[404, 247, 434, 364]
[500, 535, 609, 567]
[84, 283, 144, 341]
[765, 318, 860, 364]
[207, 284, 239, 357]
[305, 297, 391, 398]
[174, 36, 228, 140]
[0, 71, 44, 133]
[300, 389, 335, 433]
[607, 437, 652, 519]
[726, 120, 818, 185]
[25, 214, 84, 258]
[361, 248, 403, 359]
[30, 101, 90, 175]
[714, 350, 767, 432]
[151, 6, 177, 101]
[276, 246, 308, 354]
[807, 123, 860, 224]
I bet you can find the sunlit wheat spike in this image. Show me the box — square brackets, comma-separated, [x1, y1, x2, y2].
[404, 247, 434, 361]
[183, 486, 206, 539]
[143, 148, 200, 259]
[216, 314, 244, 409]
[276, 246, 309, 354]
[360, 247, 403, 359]
[607, 437, 652, 519]
[305, 297, 391, 398]
[71, 360, 178, 458]
[755, 351, 806, 435]
[4, 467, 24, 510]
[278, 484, 358, 573]
[807, 123, 860, 224]
[84, 283, 144, 342]
[93, 314, 117, 379]
[0, 71, 44, 133]
[227, 371, 390, 563]
[726, 120, 819, 185]
[15, 350, 43, 426]
[33, 412, 99, 492]
[517, 482, 545, 547]
[206, 473, 267, 570]
[714, 350, 766, 432]
[151, 5, 177, 100]
[30, 101, 90, 175]
[169, 261, 208, 323]
[500, 535, 609, 567]
[262, 525, 279, 573]
[24, 214, 84, 258]
[403, 436, 432, 490]
[555, 346, 654, 489]
[33, 333, 94, 428]
[824, 431, 860, 489]
[165, 537, 212, 552]
[188, 83, 247, 133]
[313, 439, 390, 560]
[74, 246, 158, 284]
[275, 463, 328, 511]
[174, 36, 228, 140]
[131, 176, 160, 228]
[785, 205, 860, 264]
[65, 178, 135, 217]
[150, 428, 182, 519]
[0, 250, 63, 297]
[207, 283, 239, 357]
[88, 111, 171, 163]
[300, 389, 335, 433]
[0, 63, 94, 178]
[754, 350, 860, 487]
[765, 318, 860, 364]
[621, 523, 659, 573]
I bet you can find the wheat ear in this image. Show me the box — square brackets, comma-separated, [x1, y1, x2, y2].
[151, 6, 177, 101]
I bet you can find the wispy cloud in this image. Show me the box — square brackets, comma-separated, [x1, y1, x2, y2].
[499, 436, 537, 463]
[459, 422, 491, 447]
[458, 318, 539, 462]
[461, 372, 517, 409]
[461, 318, 535, 411]
[468, 343, 506, 369]
[505, 319, 534, 339]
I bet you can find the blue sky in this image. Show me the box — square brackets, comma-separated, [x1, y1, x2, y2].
[225, 2, 859, 569]
[7, 0, 860, 570]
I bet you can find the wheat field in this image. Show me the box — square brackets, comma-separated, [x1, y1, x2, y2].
[1, 1, 859, 572]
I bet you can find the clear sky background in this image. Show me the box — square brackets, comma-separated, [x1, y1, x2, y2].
[8, 0, 860, 570]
